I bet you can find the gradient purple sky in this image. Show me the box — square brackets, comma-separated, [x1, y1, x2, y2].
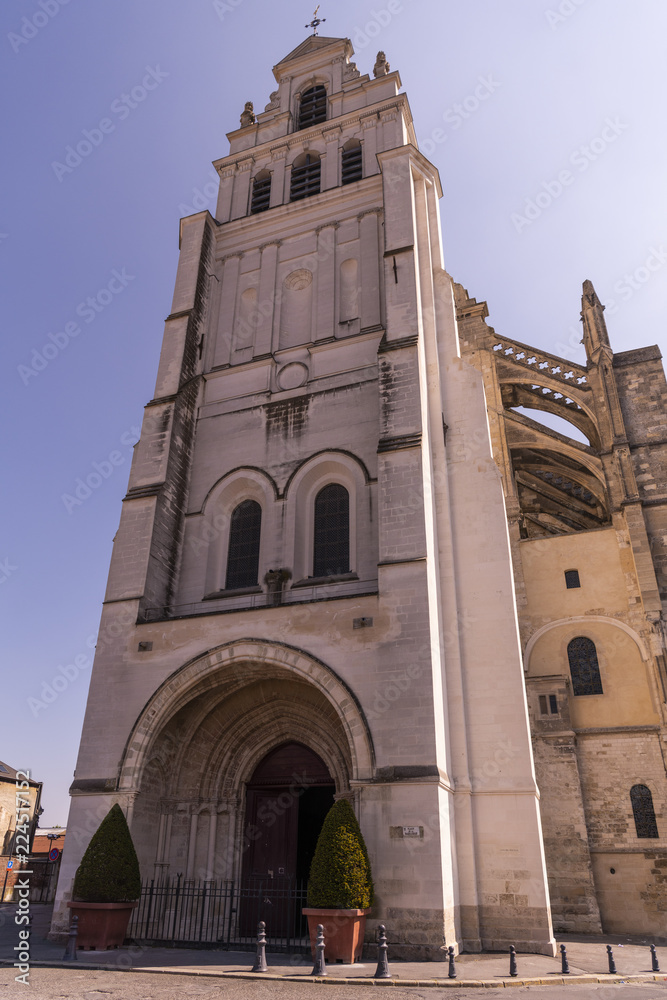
[2, 0, 666, 826]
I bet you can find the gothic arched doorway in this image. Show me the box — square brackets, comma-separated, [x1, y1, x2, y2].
[240, 742, 335, 936]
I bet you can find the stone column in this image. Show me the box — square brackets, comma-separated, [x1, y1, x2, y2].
[323, 128, 341, 190]
[215, 166, 235, 222]
[206, 810, 218, 880]
[230, 158, 253, 220]
[213, 254, 242, 368]
[186, 812, 198, 880]
[359, 210, 381, 330]
[270, 147, 288, 208]
[314, 223, 338, 342]
[255, 241, 281, 358]
[361, 115, 378, 176]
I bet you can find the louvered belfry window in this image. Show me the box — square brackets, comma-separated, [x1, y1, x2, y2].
[567, 636, 603, 696]
[298, 85, 327, 129]
[290, 153, 321, 201]
[313, 484, 349, 577]
[630, 784, 659, 838]
[225, 500, 261, 590]
[341, 142, 362, 185]
[251, 172, 271, 214]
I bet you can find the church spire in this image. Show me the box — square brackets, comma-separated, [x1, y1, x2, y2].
[581, 278, 611, 364]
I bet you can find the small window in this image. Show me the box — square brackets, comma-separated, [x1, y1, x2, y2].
[225, 500, 262, 590]
[250, 171, 271, 214]
[290, 153, 321, 201]
[630, 784, 659, 838]
[341, 141, 362, 185]
[565, 570, 581, 589]
[299, 85, 327, 129]
[539, 694, 559, 716]
[567, 637, 603, 696]
[313, 484, 350, 577]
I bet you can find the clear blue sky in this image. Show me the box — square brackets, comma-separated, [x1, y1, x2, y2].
[2, 0, 666, 826]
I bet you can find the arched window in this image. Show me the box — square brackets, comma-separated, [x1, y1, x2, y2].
[567, 637, 603, 696]
[290, 153, 321, 201]
[225, 500, 261, 590]
[313, 484, 349, 577]
[341, 139, 362, 185]
[298, 85, 327, 129]
[250, 171, 271, 214]
[630, 785, 659, 838]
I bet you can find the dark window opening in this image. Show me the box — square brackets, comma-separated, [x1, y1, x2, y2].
[290, 153, 321, 201]
[298, 85, 327, 129]
[630, 784, 659, 838]
[565, 569, 581, 589]
[251, 172, 271, 214]
[567, 636, 603, 696]
[313, 484, 350, 577]
[225, 499, 261, 590]
[539, 694, 559, 716]
[341, 142, 362, 185]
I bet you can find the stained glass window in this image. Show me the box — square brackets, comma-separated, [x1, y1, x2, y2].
[567, 637, 603, 696]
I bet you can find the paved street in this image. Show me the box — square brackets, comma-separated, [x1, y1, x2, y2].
[1, 969, 667, 1000]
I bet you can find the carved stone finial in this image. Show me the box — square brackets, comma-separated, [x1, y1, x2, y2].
[373, 51, 390, 78]
[240, 102, 256, 127]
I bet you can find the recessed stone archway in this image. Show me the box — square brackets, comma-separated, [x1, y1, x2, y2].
[120, 639, 374, 883]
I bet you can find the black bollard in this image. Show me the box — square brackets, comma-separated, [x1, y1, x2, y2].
[310, 924, 327, 976]
[560, 944, 570, 975]
[650, 944, 660, 973]
[606, 944, 617, 975]
[62, 915, 78, 962]
[374, 924, 391, 979]
[447, 945, 457, 979]
[251, 921, 268, 973]
[509, 945, 518, 977]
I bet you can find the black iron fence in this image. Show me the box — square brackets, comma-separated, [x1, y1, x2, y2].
[127, 875, 310, 951]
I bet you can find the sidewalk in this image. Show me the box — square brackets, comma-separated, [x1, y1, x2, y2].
[2, 905, 666, 988]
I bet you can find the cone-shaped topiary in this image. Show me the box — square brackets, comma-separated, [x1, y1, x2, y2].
[307, 798, 374, 909]
[72, 803, 141, 903]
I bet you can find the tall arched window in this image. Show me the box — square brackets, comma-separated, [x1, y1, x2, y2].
[567, 636, 603, 696]
[313, 484, 349, 577]
[290, 153, 321, 201]
[298, 85, 327, 129]
[225, 500, 262, 590]
[341, 139, 362, 185]
[250, 171, 271, 214]
[630, 785, 659, 838]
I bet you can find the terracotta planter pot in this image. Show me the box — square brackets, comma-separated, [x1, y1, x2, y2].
[303, 907, 370, 963]
[67, 901, 137, 950]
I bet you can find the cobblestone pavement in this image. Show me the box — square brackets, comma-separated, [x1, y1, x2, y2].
[1, 969, 667, 1000]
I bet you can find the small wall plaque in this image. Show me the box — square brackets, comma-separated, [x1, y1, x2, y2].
[402, 826, 422, 838]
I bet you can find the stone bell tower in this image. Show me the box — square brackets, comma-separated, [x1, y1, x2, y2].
[53, 31, 556, 957]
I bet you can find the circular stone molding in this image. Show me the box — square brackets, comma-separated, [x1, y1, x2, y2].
[283, 268, 312, 291]
[277, 362, 309, 390]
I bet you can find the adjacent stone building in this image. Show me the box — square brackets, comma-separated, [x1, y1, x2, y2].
[52, 31, 666, 951]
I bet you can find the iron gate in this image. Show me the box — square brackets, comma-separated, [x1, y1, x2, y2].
[127, 875, 310, 951]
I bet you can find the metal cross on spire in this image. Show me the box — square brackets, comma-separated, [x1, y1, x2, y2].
[305, 5, 326, 35]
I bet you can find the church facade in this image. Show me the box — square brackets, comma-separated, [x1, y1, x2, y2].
[52, 34, 666, 953]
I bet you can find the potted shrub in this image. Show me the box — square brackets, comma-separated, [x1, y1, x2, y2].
[303, 798, 374, 963]
[67, 803, 141, 950]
